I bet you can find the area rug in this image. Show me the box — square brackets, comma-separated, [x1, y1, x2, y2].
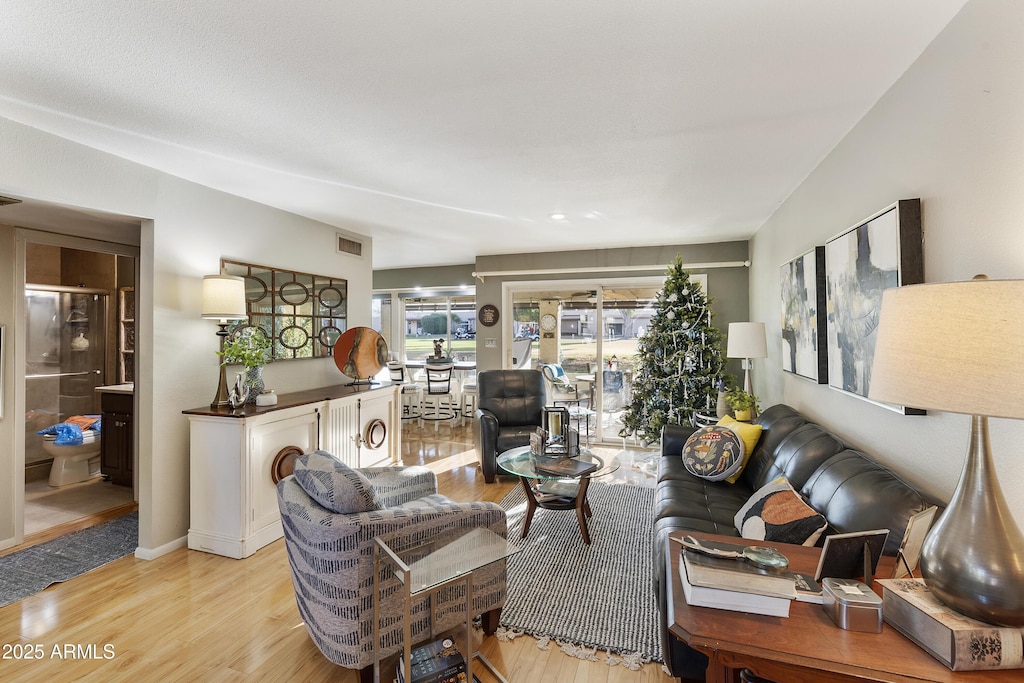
[497, 481, 661, 668]
[0, 512, 138, 608]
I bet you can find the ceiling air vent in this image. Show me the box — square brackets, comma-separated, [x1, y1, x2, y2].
[0, 195, 23, 206]
[336, 233, 363, 257]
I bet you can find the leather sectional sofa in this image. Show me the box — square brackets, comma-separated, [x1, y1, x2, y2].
[654, 404, 942, 680]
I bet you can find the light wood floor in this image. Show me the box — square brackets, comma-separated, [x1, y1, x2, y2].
[0, 421, 673, 683]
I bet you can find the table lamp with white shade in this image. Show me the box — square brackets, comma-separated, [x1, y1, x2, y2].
[869, 275, 1024, 626]
[727, 322, 767, 394]
[201, 274, 248, 408]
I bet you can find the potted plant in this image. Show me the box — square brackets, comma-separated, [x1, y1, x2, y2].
[724, 387, 760, 421]
[219, 328, 272, 402]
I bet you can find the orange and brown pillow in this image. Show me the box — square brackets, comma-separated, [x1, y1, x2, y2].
[734, 477, 827, 546]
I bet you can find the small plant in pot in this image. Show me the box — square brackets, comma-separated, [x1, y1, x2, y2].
[218, 327, 272, 403]
[724, 387, 760, 421]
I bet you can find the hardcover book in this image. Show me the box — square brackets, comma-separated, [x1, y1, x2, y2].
[532, 456, 598, 478]
[879, 578, 1024, 671]
[679, 559, 792, 618]
[793, 572, 824, 604]
[678, 544, 798, 599]
[398, 637, 468, 683]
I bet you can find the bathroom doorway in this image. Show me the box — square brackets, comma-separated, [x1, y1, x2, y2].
[22, 242, 137, 542]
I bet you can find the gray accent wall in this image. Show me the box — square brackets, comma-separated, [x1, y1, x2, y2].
[473, 242, 750, 372]
[748, 0, 1024, 527]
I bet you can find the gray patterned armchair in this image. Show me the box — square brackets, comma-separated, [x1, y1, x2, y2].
[276, 451, 507, 682]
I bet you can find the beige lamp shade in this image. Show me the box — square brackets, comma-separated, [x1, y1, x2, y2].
[869, 278, 1024, 420]
[201, 274, 248, 321]
[726, 322, 767, 359]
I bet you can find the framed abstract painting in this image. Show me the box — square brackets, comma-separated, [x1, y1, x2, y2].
[781, 247, 827, 383]
[824, 199, 924, 414]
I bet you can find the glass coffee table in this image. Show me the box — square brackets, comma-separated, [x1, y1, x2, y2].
[496, 445, 619, 545]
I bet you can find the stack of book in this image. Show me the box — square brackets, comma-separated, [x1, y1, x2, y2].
[677, 540, 798, 618]
[398, 637, 467, 683]
[879, 578, 1024, 671]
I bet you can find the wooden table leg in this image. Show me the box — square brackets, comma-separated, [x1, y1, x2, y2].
[575, 476, 591, 544]
[519, 476, 538, 540]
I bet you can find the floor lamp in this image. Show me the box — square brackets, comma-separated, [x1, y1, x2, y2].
[201, 274, 248, 408]
[727, 322, 767, 394]
[869, 276, 1024, 626]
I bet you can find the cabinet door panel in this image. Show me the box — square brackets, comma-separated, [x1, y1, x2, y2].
[249, 411, 319, 534]
[358, 391, 397, 467]
[322, 397, 359, 467]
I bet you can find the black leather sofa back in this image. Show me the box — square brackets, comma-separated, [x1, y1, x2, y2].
[802, 450, 938, 555]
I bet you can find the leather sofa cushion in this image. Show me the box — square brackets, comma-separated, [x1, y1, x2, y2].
[495, 426, 536, 454]
[801, 450, 941, 555]
[477, 369, 545, 426]
[743, 423, 845, 492]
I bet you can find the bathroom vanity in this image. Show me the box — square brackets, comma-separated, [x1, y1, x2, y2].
[182, 383, 399, 559]
[95, 383, 135, 487]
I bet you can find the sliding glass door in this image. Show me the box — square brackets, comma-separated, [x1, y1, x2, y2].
[507, 279, 661, 444]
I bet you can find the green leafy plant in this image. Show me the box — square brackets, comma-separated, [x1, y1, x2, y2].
[219, 328, 272, 368]
[724, 387, 759, 412]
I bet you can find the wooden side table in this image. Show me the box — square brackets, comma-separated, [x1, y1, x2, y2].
[667, 530, 1023, 682]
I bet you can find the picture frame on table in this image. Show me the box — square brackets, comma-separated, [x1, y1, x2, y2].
[814, 528, 889, 584]
[892, 506, 938, 579]
[824, 199, 924, 414]
[780, 246, 827, 384]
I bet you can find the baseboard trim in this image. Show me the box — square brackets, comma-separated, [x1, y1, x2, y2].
[135, 534, 187, 560]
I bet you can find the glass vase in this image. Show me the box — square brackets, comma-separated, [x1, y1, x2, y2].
[244, 365, 265, 404]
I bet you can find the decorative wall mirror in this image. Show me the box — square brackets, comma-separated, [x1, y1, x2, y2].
[221, 259, 348, 361]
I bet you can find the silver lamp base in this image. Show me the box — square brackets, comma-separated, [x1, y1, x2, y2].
[919, 415, 1024, 626]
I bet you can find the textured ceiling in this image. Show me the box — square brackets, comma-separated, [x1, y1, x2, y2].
[0, 1, 968, 268]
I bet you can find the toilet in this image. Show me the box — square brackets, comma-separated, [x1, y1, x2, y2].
[43, 431, 102, 487]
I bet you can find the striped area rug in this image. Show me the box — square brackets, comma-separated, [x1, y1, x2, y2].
[497, 481, 661, 665]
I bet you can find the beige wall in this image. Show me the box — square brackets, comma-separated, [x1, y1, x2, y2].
[0, 117, 373, 555]
[749, 0, 1024, 527]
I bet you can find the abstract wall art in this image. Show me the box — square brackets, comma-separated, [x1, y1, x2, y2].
[780, 246, 827, 383]
[824, 199, 923, 413]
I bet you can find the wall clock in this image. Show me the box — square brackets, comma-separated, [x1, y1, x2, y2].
[479, 304, 499, 327]
[540, 313, 557, 332]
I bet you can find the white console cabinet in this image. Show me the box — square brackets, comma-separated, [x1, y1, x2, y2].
[184, 384, 399, 558]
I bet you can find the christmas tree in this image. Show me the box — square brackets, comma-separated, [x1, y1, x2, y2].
[619, 257, 726, 444]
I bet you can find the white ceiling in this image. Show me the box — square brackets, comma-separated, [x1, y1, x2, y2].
[0, 1, 968, 269]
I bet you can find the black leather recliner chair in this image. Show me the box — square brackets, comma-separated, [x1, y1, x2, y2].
[474, 369, 546, 483]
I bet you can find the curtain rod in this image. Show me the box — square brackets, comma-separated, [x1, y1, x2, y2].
[471, 260, 750, 281]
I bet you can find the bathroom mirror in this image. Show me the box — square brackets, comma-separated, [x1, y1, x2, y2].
[221, 259, 348, 361]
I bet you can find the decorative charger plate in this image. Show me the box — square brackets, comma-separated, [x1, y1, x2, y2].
[333, 326, 388, 380]
[271, 445, 304, 483]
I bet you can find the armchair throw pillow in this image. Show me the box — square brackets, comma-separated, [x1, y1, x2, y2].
[735, 476, 827, 546]
[681, 426, 745, 482]
[293, 450, 383, 514]
[717, 415, 763, 484]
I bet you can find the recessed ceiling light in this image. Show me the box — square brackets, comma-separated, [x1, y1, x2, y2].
[549, 212, 567, 221]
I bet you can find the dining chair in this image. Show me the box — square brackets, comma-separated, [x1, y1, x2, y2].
[421, 364, 457, 431]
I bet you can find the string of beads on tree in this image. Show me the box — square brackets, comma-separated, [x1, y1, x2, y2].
[618, 257, 726, 444]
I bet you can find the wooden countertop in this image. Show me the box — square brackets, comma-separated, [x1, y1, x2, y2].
[182, 382, 394, 418]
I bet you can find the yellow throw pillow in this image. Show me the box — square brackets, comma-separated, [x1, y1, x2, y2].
[718, 415, 763, 484]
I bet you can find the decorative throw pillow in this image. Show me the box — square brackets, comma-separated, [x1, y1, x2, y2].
[292, 450, 382, 514]
[734, 477, 827, 546]
[681, 426, 745, 482]
[718, 415, 764, 484]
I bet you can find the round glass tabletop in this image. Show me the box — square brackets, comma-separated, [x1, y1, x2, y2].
[496, 445, 619, 481]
